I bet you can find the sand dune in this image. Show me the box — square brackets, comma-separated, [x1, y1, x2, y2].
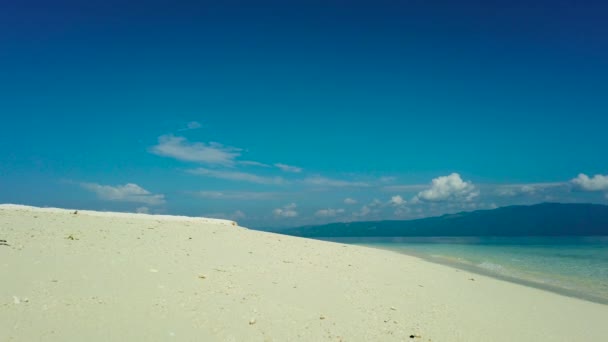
[1, 204, 607, 341]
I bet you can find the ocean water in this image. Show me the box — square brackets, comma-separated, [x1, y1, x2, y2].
[324, 236, 608, 304]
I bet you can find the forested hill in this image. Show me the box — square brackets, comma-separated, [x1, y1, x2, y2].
[274, 203, 608, 238]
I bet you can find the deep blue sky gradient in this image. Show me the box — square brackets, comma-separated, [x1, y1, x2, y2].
[1, 0, 607, 226]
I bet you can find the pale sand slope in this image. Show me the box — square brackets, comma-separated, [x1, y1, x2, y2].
[1, 205, 607, 342]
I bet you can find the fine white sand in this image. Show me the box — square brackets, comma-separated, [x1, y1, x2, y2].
[1, 204, 607, 341]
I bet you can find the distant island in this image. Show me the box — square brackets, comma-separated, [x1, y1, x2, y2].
[271, 203, 608, 238]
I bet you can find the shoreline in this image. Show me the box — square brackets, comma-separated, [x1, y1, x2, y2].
[318, 236, 608, 305]
[364, 245, 608, 306]
[2, 204, 608, 341]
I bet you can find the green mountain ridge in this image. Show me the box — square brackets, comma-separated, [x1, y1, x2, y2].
[272, 203, 608, 237]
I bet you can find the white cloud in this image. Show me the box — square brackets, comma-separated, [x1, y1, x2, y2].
[353, 205, 371, 217]
[150, 135, 241, 166]
[187, 121, 202, 129]
[193, 191, 277, 200]
[136, 206, 150, 214]
[274, 163, 303, 173]
[273, 203, 298, 218]
[520, 185, 536, 193]
[494, 182, 565, 197]
[304, 176, 370, 188]
[369, 199, 382, 207]
[80, 183, 165, 205]
[394, 207, 411, 217]
[496, 189, 516, 197]
[185, 121, 202, 130]
[389, 195, 406, 206]
[315, 208, 345, 217]
[344, 198, 357, 205]
[239, 160, 271, 167]
[571, 173, 608, 192]
[188, 168, 286, 185]
[416, 173, 478, 202]
[496, 186, 534, 197]
[352, 199, 384, 218]
[178, 121, 203, 131]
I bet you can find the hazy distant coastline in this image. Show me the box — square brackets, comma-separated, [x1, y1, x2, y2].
[273, 203, 608, 237]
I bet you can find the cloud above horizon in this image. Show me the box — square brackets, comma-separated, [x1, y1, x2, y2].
[186, 121, 202, 129]
[239, 160, 271, 167]
[304, 176, 369, 188]
[274, 163, 303, 173]
[193, 191, 277, 200]
[273, 203, 298, 218]
[494, 182, 566, 197]
[315, 208, 345, 217]
[188, 168, 286, 185]
[389, 195, 406, 206]
[178, 121, 203, 131]
[415, 173, 478, 202]
[80, 182, 165, 205]
[571, 173, 608, 192]
[354, 205, 371, 217]
[150, 135, 241, 166]
[496, 185, 540, 197]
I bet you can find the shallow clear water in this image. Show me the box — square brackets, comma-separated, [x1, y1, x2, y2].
[324, 236, 608, 304]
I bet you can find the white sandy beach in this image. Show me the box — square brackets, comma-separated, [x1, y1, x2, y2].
[1, 204, 607, 341]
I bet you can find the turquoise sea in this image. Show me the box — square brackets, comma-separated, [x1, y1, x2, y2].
[324, 236, 608, 305]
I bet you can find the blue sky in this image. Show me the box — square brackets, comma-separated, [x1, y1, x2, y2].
[1, 0, 607, 227]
